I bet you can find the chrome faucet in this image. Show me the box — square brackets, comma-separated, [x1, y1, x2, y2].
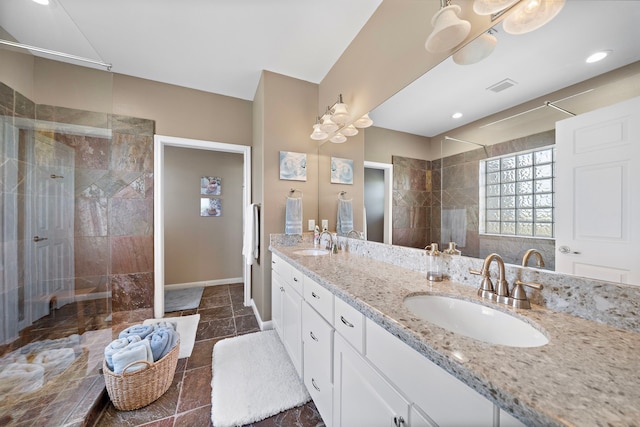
[522, 249, 545, 268]
[319, 230, 333, 250]
[346, 229, 361, 239]
[470, 253, 510, 303]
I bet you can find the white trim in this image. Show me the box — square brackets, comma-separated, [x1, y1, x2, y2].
[153, 135, 251, 319]
[164, 278, 244, 291]
[251, 299, 273, 331]
[364, 161, 393, 245]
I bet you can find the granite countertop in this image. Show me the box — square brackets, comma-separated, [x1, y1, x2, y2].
[270, 243, 640, 427]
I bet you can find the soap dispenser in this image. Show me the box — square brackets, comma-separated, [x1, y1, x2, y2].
[444, 242, 461, 256]
[425, 243, 443, 282]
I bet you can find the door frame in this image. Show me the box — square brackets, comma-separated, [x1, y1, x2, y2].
[153, 135, 251, 319]
[363, 161, 393, 244]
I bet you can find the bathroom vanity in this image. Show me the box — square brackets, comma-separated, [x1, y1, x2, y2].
[270, 236, 640, 427]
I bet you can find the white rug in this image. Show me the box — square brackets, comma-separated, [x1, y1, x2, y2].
[211, 330, 310, 427]
[164, 287, 204, 312]
[144, 314, 200, 359]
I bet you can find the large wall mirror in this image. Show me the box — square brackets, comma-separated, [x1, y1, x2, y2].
[319, 1, 640, 283]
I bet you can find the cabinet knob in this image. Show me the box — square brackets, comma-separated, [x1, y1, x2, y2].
[393, 416, 405, 426]
[280, 286, 284, 292]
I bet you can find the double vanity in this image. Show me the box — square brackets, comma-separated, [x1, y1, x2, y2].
[270, 235, 640, 426]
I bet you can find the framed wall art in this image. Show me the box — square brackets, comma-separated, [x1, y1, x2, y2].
[279, 151, 307, 181]
[331, 157, 354, 184]
[200, 197, 222, 217]
[201, 176, 221, 195]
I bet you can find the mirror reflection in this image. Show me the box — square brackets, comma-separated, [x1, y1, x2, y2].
[320, 1, 640, 282]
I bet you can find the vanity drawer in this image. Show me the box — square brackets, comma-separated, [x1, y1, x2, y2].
[290, 268, 304, 296]
[334, 297, 364, 354]
[271, 254, 290, 280]
[304, 349, 333, 426]
[302, 301, 333, 380]
[304, 276, 334, 323]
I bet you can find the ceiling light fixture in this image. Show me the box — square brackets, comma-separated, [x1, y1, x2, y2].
[32, 0, 50, 5]
[310, 94, 373, 143]
[502, 0, 566, 35]
[452, 112, 463, 119]
[586, 50, 611, 64]
[452, 29, 497, 65]
[425, 0, 471, 53]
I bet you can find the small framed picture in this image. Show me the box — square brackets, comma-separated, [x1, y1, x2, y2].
[201, 198, 222, 217]
[279, 151, 307, 181]
[331, 157, 354, 184]
[201, 176, 221, 195]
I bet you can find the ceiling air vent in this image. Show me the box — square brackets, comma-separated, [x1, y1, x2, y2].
[487, 78, 517, 93]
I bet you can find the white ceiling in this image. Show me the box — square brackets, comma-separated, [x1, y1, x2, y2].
[1, 0, 639, 138]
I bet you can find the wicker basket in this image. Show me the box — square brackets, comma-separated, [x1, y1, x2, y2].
[103, 340, 180, 411]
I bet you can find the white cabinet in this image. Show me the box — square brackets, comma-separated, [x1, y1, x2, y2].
[271, 254, 302, 376]
[499, 409, 528, 427]
[333, 334, 409, 427]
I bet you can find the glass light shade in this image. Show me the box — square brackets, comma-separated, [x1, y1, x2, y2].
[425, 5, 471, 53]
[320, 115, 339, 133]
[341, 124, 359, 137]
[331, 103, 350, 124]
[473, 0, 519, 15]
[330, 133, 347, 143]
[310, 124, 328, 141]
[452, 31, 497, 65]
[353, 113, 373, 128]
[502, 0, 566, 35]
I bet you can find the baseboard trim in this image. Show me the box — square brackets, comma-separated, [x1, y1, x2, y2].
[164, 277, 243, 291]
[250, 298, 273, 331]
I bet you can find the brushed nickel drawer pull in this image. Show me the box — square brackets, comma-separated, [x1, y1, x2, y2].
[340, 315, 354, 328]
[394, 416, 405, 426]
[33, 236, 48, 242]
[311, 291, 320, 299]
[311, 378, 320, 392]
[310, 331, 318, 341]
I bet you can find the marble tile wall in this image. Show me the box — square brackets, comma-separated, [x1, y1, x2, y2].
[391, 155, 434, 249]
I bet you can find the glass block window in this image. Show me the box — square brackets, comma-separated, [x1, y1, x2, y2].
[480, 146, 555, 238]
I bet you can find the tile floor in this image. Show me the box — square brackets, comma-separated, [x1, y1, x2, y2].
[95, 284, 326, 427]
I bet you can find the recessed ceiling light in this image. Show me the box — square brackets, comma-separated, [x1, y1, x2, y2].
[32, 0, 50, 4]
[452, 112, 463, 119]
[586, 50, 611, 64]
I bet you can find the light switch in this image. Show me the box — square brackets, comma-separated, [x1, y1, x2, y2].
[308, 219, 315, 231]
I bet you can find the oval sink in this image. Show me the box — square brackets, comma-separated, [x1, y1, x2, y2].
[404, 295, 548, 347]
[293, 248, 330, 256]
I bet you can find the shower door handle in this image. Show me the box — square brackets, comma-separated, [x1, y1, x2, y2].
[33, 236, 48, 242]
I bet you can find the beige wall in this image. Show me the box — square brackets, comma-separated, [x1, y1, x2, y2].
[164, 146, 243, 285]
[364, 126, 431, 164]
[252, 71, 319, 321]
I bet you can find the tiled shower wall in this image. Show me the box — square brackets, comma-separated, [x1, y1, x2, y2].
[390, 131, 556, 268]
[0, 81, 156, 343]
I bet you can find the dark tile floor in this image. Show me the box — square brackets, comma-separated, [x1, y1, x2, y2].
[95, 284, 325, 427]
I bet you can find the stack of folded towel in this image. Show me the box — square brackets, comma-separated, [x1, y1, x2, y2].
[104, 322, 179, 374]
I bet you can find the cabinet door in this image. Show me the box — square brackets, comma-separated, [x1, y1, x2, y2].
[499, 408, 527, 427]
[282, 280, 303, 377]
[333, 335, 409, 427]
[271, 271, 284, 338]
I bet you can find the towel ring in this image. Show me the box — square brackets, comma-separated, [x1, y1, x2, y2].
[288, 188, 303, 198]
[338, 191, 349, 200]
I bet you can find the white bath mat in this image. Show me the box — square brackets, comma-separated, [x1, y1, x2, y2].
[144, 314, 200, 359]
[211, 330, 310, 427]
[164, 287, 204, 312]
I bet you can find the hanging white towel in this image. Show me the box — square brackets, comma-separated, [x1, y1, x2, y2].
[285, 197, 303, 235]
[337, 198, 354, 235]
[242, 203, 260, 265]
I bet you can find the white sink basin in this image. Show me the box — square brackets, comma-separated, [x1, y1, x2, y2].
[404, 295, 548, 347]
[293, 248, 330, 256]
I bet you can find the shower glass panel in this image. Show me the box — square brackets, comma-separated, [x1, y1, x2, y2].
[1, 46, 114, 425]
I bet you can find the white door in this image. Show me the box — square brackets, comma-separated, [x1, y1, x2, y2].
[27, 133, 75, 322]
[555, 96, 640, 285]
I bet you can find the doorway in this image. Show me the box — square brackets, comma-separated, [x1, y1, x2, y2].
[363, 161, 393, 244]
[153, 135, 251, 319]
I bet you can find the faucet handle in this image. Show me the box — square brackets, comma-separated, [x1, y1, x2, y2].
[510, 280, 543, 309]
[469, 269, 495, 299]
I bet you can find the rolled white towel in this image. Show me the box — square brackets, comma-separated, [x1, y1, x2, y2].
[0, 363, 45, 395]
[104, 336, 141, 371]
[33, 348, 75, 381]
[151, 321, 177, 331]
[111, 339, 154, 374]
[118, 324, 154, 340]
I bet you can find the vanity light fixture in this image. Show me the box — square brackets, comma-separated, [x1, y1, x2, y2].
[502, 0, 566, 35]
[473, 0, 519, 15]
[586, 50, 611, 64]
[310, 94, 373, 143]
[425, 0, 471, 53]
[452, 29, 497, 65]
